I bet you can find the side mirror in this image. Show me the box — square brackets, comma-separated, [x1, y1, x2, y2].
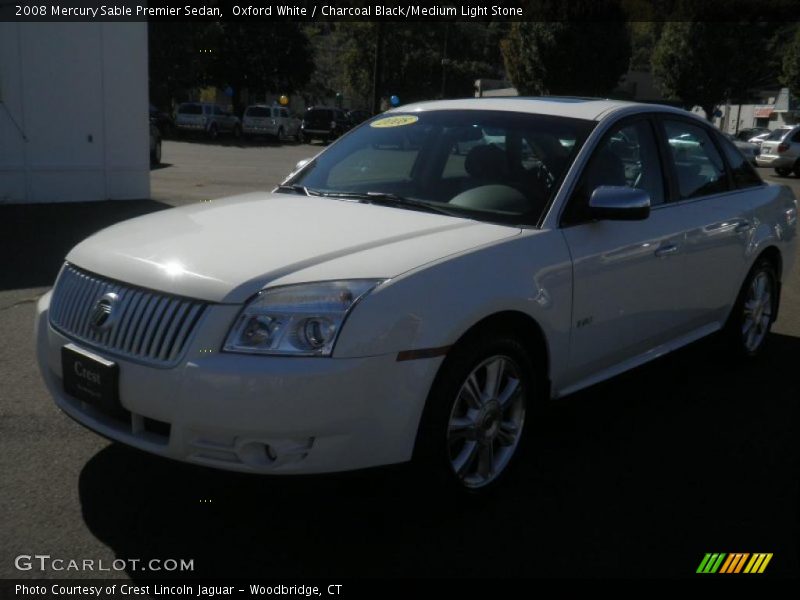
[588, 186, 650, 221]
[293, 158, 311, 172]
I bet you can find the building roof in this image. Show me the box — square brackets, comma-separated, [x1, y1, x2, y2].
[390, 97, 677, 121]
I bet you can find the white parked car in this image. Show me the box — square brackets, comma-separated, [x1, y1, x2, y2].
[242, 104, 302, 141]
[723, 132, 759, 166]
[174, 102, 241, 140]
[755, 126, 800, 177]
[35, 99, 797, 492]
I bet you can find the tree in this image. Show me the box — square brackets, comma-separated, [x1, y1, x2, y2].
[782, 25, 800, 98]
[652, 21, 775, 120]
[501, 21, 631, 97]
[148, 23, 217, 108]
[335, 22, 509, 109]
[207, 22, 314, 114]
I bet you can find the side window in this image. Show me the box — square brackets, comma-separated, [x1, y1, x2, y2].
[563, 119, 664, 225]
[663, 120, 729, 199]
[716, 133, 763, 189]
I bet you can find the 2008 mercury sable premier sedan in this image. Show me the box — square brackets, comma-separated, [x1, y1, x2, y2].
[35, 98, 798, 491]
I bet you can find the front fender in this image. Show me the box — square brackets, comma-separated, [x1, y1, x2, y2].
[334, 231, 573, 386]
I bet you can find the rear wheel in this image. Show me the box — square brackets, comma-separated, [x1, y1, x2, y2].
[775, 167, 791, 177]
[414, 331, 536, 493]
[793, 160, 800, 177]
[723, 258, 778, 357]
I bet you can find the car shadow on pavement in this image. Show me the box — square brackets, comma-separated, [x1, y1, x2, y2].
[0, 200, 171, 292]
[77, 333, 800, 579]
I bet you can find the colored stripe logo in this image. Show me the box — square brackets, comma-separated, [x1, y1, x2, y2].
[697, 553, 773, 574]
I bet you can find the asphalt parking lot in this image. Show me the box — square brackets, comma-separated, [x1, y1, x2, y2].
[1, 140, 799, 579]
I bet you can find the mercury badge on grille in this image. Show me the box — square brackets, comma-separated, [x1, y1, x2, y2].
[89, 292, 119, 331]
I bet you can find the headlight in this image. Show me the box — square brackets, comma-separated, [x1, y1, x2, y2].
[223, 280, 383, 356]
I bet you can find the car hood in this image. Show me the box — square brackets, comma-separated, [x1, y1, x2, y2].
[66, 192, 520, 303]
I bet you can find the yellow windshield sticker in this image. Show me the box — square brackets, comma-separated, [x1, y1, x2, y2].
[370, 115, 419, 128]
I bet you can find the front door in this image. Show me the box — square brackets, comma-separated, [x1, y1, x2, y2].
[561, 117, 692, 382]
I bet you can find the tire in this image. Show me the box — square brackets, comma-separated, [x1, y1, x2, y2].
[150, 138, 161, 165]
[722, 258, 778, 358]
[793, 160, 800, 177]
[207, 123, 219, 140]
[295, 130, 304, 144]
[414, 330, 538, 494]
[775, 167, 791, 177]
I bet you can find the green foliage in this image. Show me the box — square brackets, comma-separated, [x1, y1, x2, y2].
[148, 23, 217, 108]
[148, 22, 314, 112]
[207, 22, 314, 112]
[652, 21, 777, 119]
[782, 25, 800, 98]
[335, 22, 508, 108]
[501, 21, 631, 96]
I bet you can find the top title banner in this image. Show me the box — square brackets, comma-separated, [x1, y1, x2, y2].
[2, 0, 799, 22]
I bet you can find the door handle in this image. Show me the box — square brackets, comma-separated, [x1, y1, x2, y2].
[654, 243, 679, 258]
[734, 220, 752, 234]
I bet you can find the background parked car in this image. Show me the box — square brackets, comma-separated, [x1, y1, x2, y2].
[734, 127, 769, 142]
[301, 106, 350, 143]
[149, 120, 161, 165]
[748, 131, 773, 147]
[346, 109, 371, 128]
[149, 103, 173, 138]
[242, 104, 302, 141]
[175, 102, 242, 140]
[756, 125, 800, 176]
[724, 132, 759, 165]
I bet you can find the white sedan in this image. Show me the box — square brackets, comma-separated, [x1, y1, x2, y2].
[35, 99, 797, 492]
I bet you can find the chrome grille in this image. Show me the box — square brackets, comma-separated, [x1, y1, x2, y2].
[49, 264, 207, 367]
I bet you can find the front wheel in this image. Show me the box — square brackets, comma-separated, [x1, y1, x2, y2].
[723, 259, 778, 357]
[414, 332, 535, 493]
[775, 167, 791, 177]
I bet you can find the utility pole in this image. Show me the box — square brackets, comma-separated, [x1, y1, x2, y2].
[440, 23, 450, 99]
[371, 22, 384, 114]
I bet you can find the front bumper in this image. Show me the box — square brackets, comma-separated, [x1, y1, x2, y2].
[35, 292, 441, 475]
[756, 154, 795, 168]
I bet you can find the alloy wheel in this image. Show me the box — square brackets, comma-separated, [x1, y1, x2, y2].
[446, 355, 526, 489]
[742, 271, 773, 353]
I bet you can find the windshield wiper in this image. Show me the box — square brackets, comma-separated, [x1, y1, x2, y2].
[274, 184, 323, 196]
[319, 191, 459, 217]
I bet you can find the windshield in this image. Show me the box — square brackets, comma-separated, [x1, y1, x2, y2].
[246, 107, 270, 117]
[287, 110, 595, 226]
[178, 103, 203, 115]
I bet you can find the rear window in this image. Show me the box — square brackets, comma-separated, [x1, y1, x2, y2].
[246, 107, 270, 117]
[178, 104, 203, 115]
[717, 132, 763, 189]
[765, 129, 790, 141]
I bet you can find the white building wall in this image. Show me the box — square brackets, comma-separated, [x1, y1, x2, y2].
[0, 22, 149, 203]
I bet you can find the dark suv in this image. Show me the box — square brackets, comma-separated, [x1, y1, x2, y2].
[301, 107, 350, 143]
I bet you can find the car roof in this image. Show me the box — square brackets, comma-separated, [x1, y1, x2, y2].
[388, 97, 695, 122]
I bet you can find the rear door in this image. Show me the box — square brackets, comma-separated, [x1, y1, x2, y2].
[656, 117, 756, 325]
